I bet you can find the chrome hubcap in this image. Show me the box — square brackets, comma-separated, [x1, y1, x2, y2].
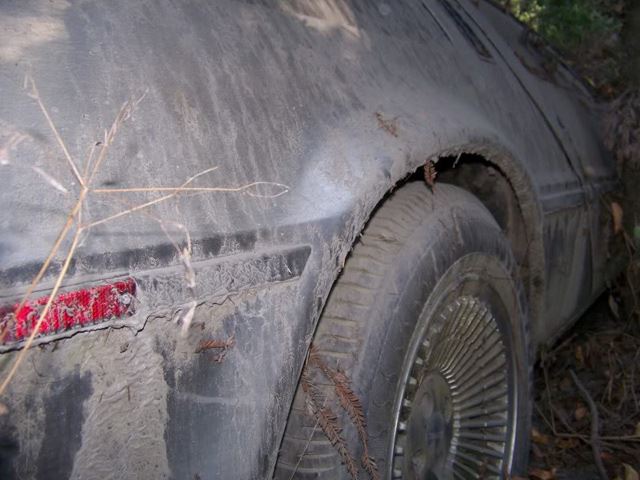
[393, 296, 513, 479]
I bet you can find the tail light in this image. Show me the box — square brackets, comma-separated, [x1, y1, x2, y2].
[0, 278, 136, 346]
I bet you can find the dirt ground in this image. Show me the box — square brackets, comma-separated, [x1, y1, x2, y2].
[529, 294, 640, 480]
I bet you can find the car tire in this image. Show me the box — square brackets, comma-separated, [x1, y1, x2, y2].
[275, 181, 532, 480]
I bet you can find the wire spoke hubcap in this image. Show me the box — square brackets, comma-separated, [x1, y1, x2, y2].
[393, 296, 513, 480]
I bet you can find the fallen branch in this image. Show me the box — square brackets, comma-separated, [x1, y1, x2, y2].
[570, 370, 608, 480]
[301, 370, 358, 480]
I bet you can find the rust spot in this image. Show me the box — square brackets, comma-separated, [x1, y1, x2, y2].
[375, 112, 398, 137]
[195, 335, 235, 362]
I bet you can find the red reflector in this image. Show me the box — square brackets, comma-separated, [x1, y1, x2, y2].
[0, 279, 136, 345]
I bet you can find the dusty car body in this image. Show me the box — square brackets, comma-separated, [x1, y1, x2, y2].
[0, 0, 616, 478]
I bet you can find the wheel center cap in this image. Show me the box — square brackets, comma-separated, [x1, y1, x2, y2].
[406, 372, 453, 479]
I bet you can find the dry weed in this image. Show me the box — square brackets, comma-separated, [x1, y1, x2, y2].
[0, 74, 288, 396]
[301, 369, 359, 480]
[295, 346, 379, 480]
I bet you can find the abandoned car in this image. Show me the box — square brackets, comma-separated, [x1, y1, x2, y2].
[0, 0, 617, 479]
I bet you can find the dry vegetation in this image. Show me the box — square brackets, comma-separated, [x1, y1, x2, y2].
[0, 75, 288, 399]
[296, 346, 379, 480]
[529, 297, 640, 480]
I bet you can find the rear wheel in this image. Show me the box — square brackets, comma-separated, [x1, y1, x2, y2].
[275, 182, 532, 479]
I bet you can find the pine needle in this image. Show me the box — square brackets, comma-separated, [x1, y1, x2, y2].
[309, 349, 380, 479]
[301, 370, 359, 480]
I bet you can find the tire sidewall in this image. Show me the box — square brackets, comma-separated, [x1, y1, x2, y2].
[351, 201, 531, 478]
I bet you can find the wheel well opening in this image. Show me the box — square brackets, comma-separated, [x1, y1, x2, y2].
[422, 153, 532, 295]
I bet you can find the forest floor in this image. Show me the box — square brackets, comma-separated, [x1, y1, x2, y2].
[528, 296, 640, 480]
[500, 1, 640, 479]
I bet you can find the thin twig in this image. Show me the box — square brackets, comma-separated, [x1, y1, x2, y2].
[541, 352, 557, 433]
[82, 142, 98, 181]
[24, 75, 85, 187]
[92, 181, 289, 195]
[0, 229, 81, 395]
[85, 181, 287, 229]
[82, 167, 219, 229]
[570, 370, 608, 480]
[2, 189, 87, 344]
[288, 395, 327, 480]
[86, 90, 147, 186]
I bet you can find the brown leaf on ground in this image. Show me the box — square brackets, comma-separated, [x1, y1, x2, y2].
[559, 376, 572, 390]
[529, 467, 556, 480]
[574, 403, 588, 421]
[555, 437, 580, 449]
[575, 344, 585, 367]
[611, 201, 624, 234]
[532, 427, 551, 445]
[601, 451, 616, 463]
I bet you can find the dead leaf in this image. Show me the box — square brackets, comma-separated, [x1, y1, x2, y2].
[560, 376, 572, 390]
[624, 463, 639, 480]
[601, 451, 616, 463]
[635, 422, 640, 437]
[611, 201, 623, 234]
[0, 403, 7, 415]
[424, 160, 437, 188]
[575, 404, 588, 421]
[529, 467, 556, 480]
[575, 345, 585, 367]
[555, 436, 580, 449]
[531, 427, 550, 445]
